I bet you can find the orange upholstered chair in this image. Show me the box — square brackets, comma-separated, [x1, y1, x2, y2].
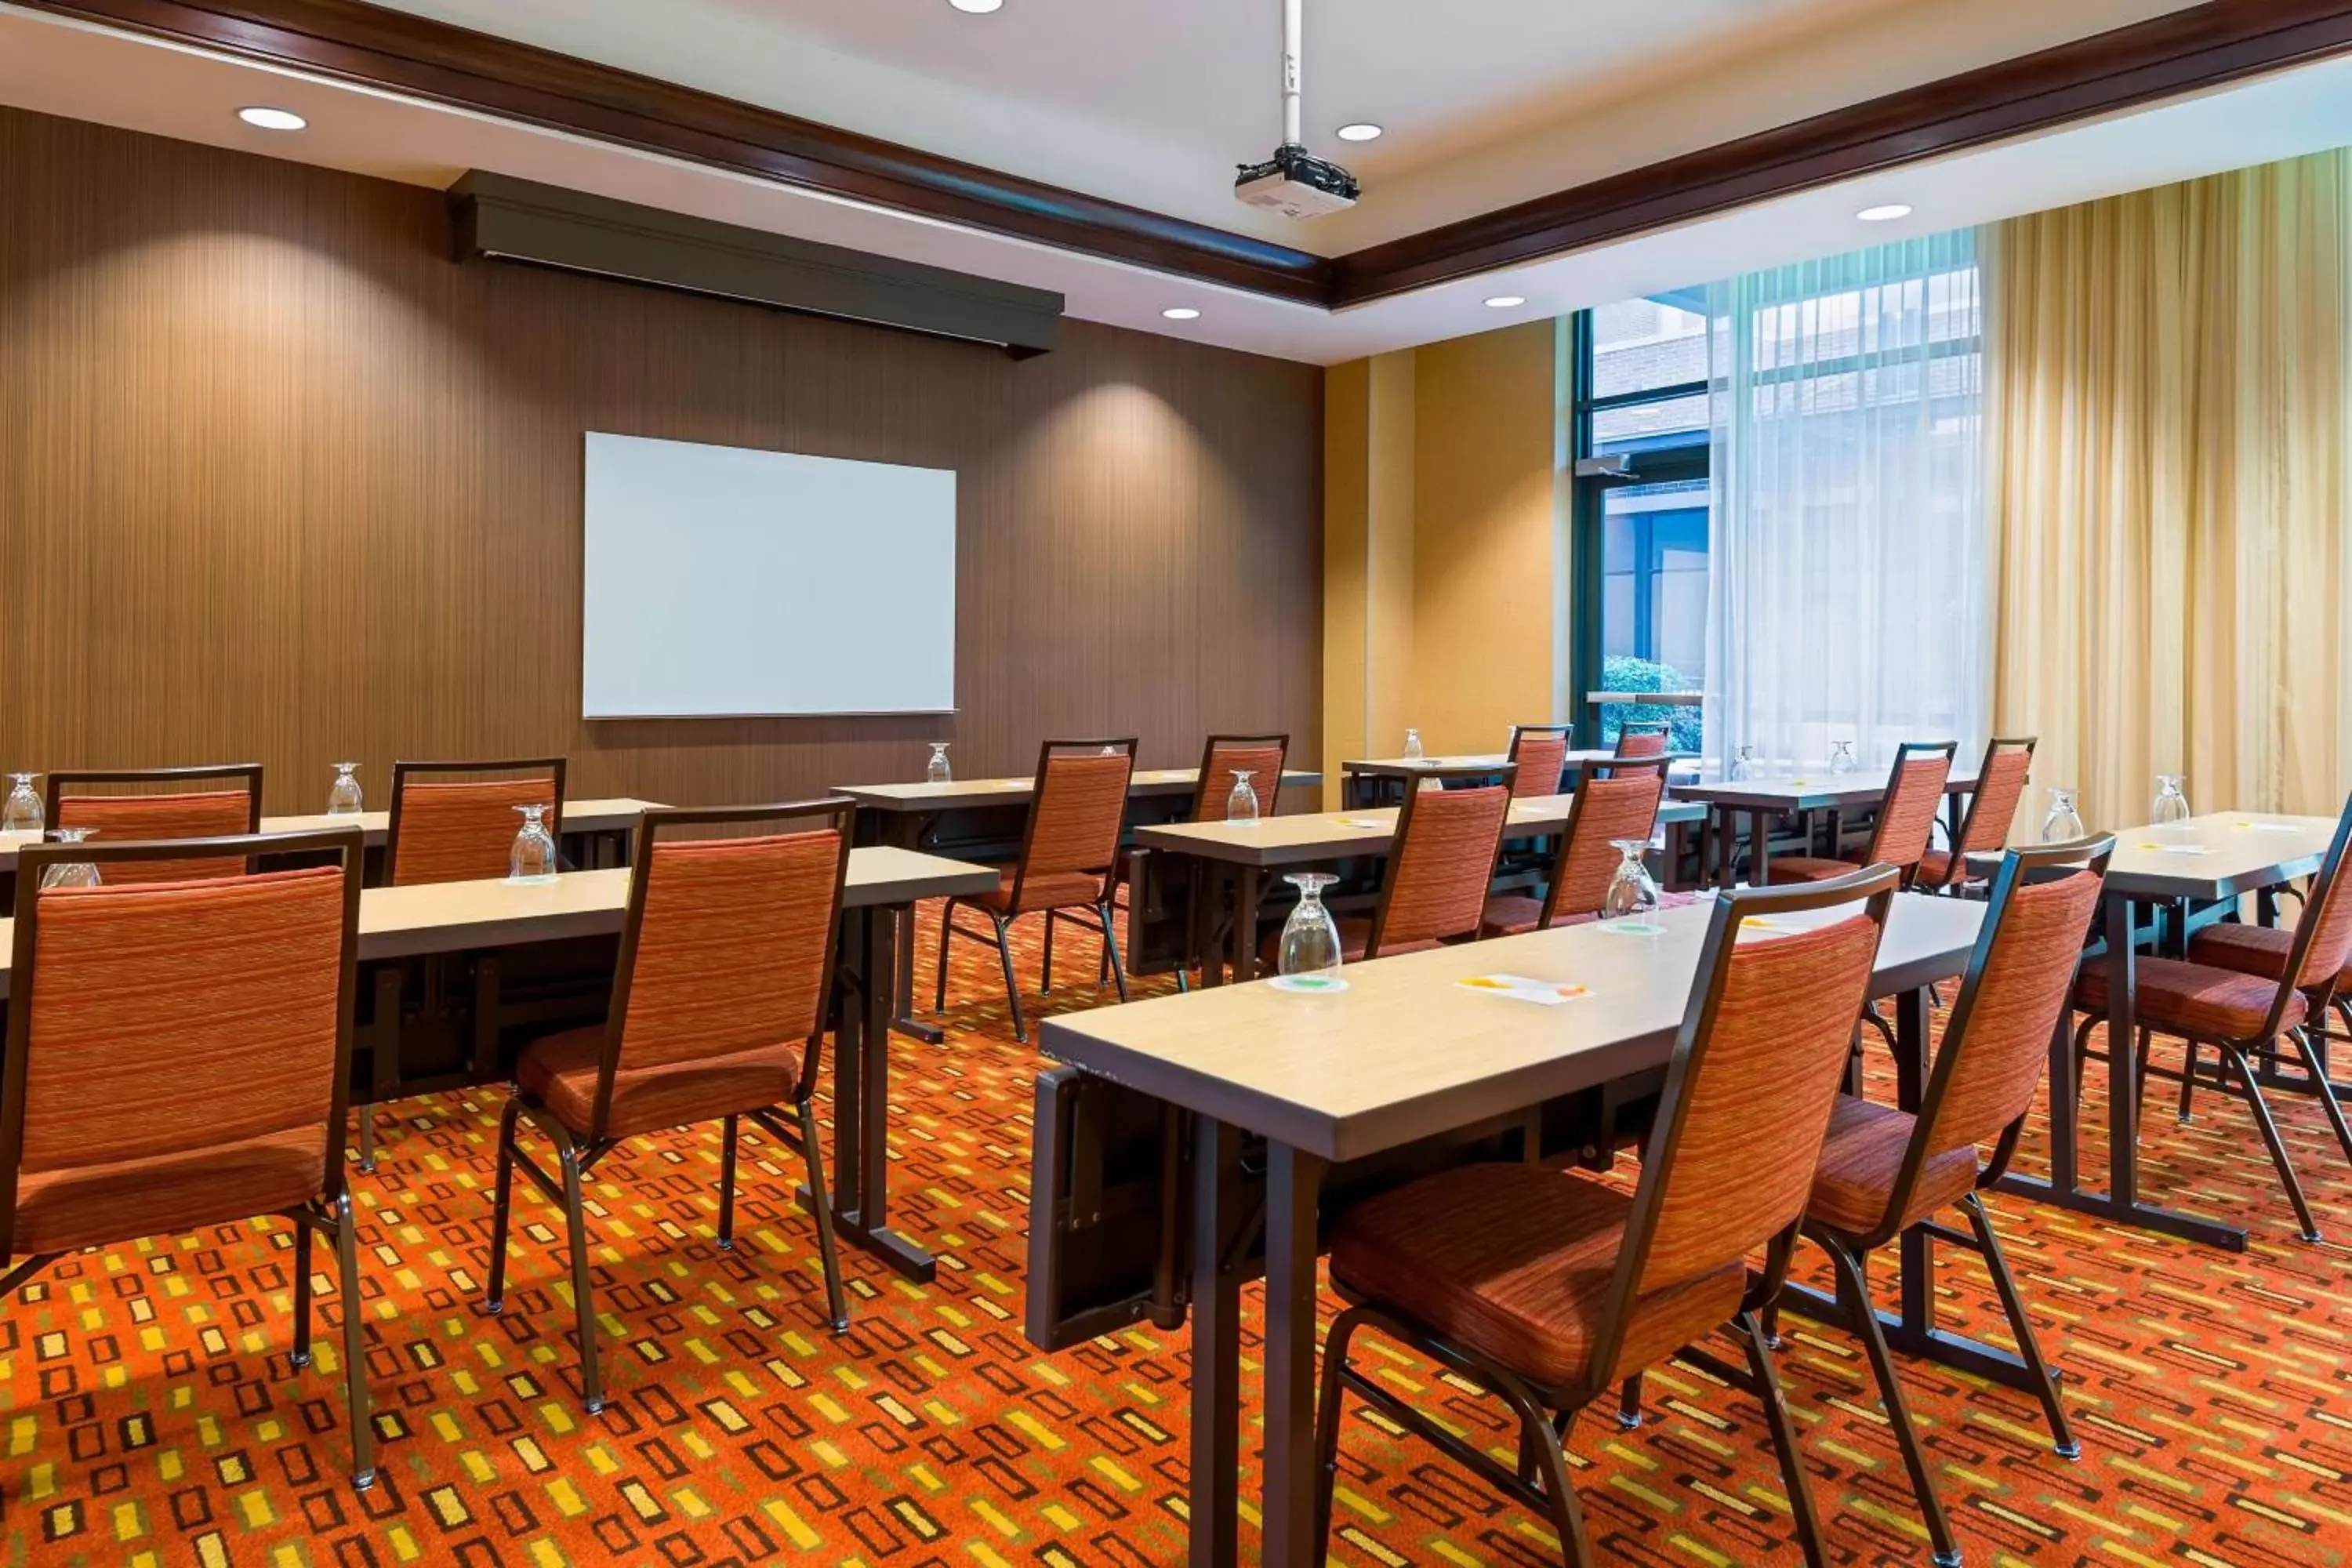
[45, 764, 263, 884]
[1483, 756, 1671, 935]
[484, 802, 855, 1413]
[1312, 869, 1897, 1567]
[1263, 765, 1515, 967]
[1794, 837, 2111, 1563]
[2184, 805, 2352, 1058]
[1189, 732, 1288, 821]
[1615, 720, 1672, 759]
[1916, 736, 2036, 891]
[2072, 791, 2352, 1242]
[2, 828, 372, 1486]
[386, 756, 565, 887]
[1504, 724, 1571, 800]
[936, 740, 1135, 1042]
[1768, 740, 1957, 886]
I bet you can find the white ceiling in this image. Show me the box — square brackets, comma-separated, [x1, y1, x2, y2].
[356, 0, 2198, 250]
[4, 0, 2350, 365]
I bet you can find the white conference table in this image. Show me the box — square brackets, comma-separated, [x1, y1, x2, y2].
[1339, 750, 1697, 807]
[1673, 771, 1990, 886]
[1040, 891, 1990, 1568]
[0, 844, 1000, 1283]
[0, 797, 665, 872]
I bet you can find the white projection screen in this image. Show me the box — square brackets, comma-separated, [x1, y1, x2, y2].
[582, 433, 956, 718]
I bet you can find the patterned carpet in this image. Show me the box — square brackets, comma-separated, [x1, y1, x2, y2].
[6, 901, 2352, 1566]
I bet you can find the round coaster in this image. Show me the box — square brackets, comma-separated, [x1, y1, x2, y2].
[1599, 920, 1667, 936]
[1269, 974, 1351, 994]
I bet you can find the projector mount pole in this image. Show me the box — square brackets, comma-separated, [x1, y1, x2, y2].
[1281, 0, 1303, 149]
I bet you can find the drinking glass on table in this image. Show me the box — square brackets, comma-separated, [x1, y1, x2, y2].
[1402, 728, 1425, 761]
[2041, 788, 2085, 843]
[1226, 769, 1260, 825]
[1829, 740, 1857, 776]
[1279, 873, 1343, 980]
[925, 742, 953, 785]
[1729, 745, 1755, 783]
[1602, 840, 1661, 925]
[509, 804, 559, 884]
[2, 772, 41, 833]
[2152, 775, 2190, 826]
[327, 762, 364, 815]
[39, 826, 100, 891]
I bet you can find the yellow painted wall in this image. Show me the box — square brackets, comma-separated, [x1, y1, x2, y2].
[1322, 321, 1566, 799]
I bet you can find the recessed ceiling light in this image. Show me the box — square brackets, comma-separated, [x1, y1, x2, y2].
[1335, 123, 1383, 143]
[237, 106, 307, 132]
[947, 0, 1003, 12]
[1162, 307, 1201, 321]
[1857, 203, 1913, 223]
[1483, 295, 1526, 310]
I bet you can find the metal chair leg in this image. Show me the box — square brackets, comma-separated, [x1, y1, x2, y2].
[290, 1212, 315, 1370]
[1523, 1403, 1595, 1568]
[991, 912, 1028, 1043]
[357, 1105, 377, 1174]
[1823, 1238, 1963, 1566]
[1615, 1372, 1644, 1430]
[2222, 1043, 2323, 1242]
[330, 1192, 377, 1490]
[717, 1113, 739, 1250]
[557, 1138, 606, 1413]
[1958, 1192, 2076, 1457]
[2288, 1026, 2352, 1165]
[1312, 1307, 1363, 1562]
[933, 898, 956, 1014]
[482, 1098, 521, 1312]
[797, 1098, 852, 1332]
[1100, 902, 1131, 1004]
[2178, 1040, 2200, 1123]
[1040, 909, 1056, 994]
[1741, 1310, 1828, 1568]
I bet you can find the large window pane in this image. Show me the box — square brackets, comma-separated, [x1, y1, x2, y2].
[1598, 477, 1708, 750]
[1592, 293, 1709, 398]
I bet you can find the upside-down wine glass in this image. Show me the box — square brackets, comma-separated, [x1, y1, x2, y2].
[1278, 873, 1343, 982]
[1602, 840, 1661, 927]
[1402, 728, 1425, 761]
[926, 742, 953, 785]
[40, 826, 100, 891]
[1829, 740, 1857, 776]
[327, 762, 364, 816]
[1729, 744, 1755, 783]
[2, 772, 41, 833]
[510, 804, 559, 884]
[2151, 775, 2191, 827]
[1226, 769, 1260, 825]
[2041, 788, 2085, 844]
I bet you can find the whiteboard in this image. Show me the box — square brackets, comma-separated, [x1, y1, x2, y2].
[582, 433, 956, 718]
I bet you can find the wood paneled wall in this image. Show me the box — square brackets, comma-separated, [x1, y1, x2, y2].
[0, 107, 1323, 813]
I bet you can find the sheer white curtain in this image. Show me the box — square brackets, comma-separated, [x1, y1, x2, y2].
[1701, 230, 1990, 776]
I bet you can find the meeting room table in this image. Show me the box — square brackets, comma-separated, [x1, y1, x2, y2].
[833, 765, 1323, 1036]
[1037, 891, 1992, 1568]
[1339, 749, 1697, 808]
[0, 841, 998, 1284]
[1134, 793, 1711, 983]
[1993, 810, 2341, 1254]
[1673, 770, 1989, 887]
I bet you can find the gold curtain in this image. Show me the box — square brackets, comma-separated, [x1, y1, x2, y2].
[1987, 149, 2352, 833]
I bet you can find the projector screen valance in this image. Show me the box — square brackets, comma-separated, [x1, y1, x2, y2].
[582, 433, 957, 718]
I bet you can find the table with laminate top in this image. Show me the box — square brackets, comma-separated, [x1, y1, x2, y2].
[1340, 750, 1697, 807]
[1672, 771, 1988, 886]
[1995, 811, 2342, 1253]
[1033, 892, 1992, 1568]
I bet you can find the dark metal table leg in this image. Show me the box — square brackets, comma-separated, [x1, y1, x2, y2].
[1261, 1144, 1328, 1568]
[1189, 1117, 1242, 1568]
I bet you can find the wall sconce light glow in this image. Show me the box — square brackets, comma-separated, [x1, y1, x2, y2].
[1483, 295, 1526, 309]
[1161, 307, 1201, 321]
[947, 0, 1004, 12]
[1335, 123, 1383, 142]
[1857, 203, 1913, 223]
[237, 106, 308, 131]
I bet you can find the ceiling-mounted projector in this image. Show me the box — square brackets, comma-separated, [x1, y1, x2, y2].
[1236, 0, 1359, 220]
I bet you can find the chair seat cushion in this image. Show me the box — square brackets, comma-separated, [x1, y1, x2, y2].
[2189, 922, 2352, 993]
[1806, 1096, 1979, 1238]
[1915, 848, 1958, 887]
[2073, 956, 2303, 1041]
[14, 1124, 328, 1254]
[1766, 855, 1861, 884]
[973, 869, 1105, 915]
[1479, 894, 1552, 938]
[519, 1026, 800, 1140]
[1329, 1163, 1744, 1392]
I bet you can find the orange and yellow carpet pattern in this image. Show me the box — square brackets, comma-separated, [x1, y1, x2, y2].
[6, 902, 2352, 1566]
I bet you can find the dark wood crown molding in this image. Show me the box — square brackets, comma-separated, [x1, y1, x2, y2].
[1332, 0, 2352, 303]
[19, 0, 2352, 317]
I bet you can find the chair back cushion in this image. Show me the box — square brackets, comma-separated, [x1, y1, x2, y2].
[2295, 834, 2352, 994]
[1194, 743, 1286, 823]
[1864, 751, 1954, 871]
[1922, 863, 2103, 1154]
[1020, 752, 1132, 891]
[618, 830, 842, 1073]
[1507, 731, 1570, 800]
[393, 776, 557, 886]
[55, 790, 252, 884]
[1616, 728, 1670, 759]
[19, 868, 346, 1180]
[1958, 742, 2034, 855]
[1545, 770, 1665, 924]
[1380, 783, 1512, 949]
[1635, 913, 1882, 1294]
